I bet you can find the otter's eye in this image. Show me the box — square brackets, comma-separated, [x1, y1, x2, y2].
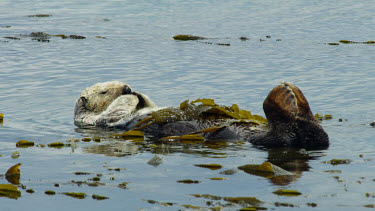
[100, 91, 108, 95]
[80, 97, 87, 104]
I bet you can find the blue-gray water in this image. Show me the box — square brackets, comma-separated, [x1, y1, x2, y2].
[1, 0, 375, 210]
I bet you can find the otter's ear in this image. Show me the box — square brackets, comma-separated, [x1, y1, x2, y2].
[263, 83, 298, 124]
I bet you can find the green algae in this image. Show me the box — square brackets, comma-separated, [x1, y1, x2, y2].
[273, 189, 302, 197]
[16, 140, 34, 147]
[173, 35, 206, 41]
[0, 184, 21, 199]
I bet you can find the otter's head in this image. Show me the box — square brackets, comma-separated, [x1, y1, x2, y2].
[74, 81, 157, 127]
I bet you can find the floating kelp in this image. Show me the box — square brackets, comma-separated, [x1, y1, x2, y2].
[161, 134, 204, 142]
[238, 162, 293, 178]
[315, 113, 333, 120]
[16, 140, 35, 147]
[239, 37, 249, 41]
[147, 155, 164, 167]
[92, 194, 109, 200]
[177, 179, 200, 184]
[0, 184, 21, 199]
[82, 138, 91, 142]
[339, 40, 375, 44]
[5, 163, 21, 176]
[3, 37, 20, 40]
[133, 98, 267, 136]
[223, 197, 263, 206]
[45, 190, 56, 195]
[219, 169, 239, 175]
[11, 151, 20, 159]
[63, 192, 86, 199]
[194, 163, 222, 170]
[26, 14, 52, 17]
[370, 122, 375, 127]
[118, 182, 128, 189]
[74, 172, 92, 175]
[0, 113, 3, 120]
[273, 189, 302, 197]
[48, 142, 66, 148]
[322, 159, 352, 165]
[173, 35, 206, 41]
[209, 177, 227, 180]
[26, 189, 35, 194]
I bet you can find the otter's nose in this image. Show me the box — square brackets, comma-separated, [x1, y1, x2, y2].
[80, 96, 87, 104]
[122, 85, 132, 95]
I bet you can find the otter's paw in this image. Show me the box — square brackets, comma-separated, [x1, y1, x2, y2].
[263, 82, 299, 121]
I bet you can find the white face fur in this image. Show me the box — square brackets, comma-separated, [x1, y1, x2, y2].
[74, 81, 157, 127]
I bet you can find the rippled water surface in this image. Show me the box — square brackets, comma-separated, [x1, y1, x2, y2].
[1, 0, 375, 210]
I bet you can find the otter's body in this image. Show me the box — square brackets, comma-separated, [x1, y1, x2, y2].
[74, 81, 329, 149]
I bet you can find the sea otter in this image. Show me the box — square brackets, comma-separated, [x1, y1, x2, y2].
[74, 81, 329, 149]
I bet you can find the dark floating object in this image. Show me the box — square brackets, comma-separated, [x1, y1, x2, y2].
[370, 122, 375, 127]
[239, 36, 249, 41]
[26, 14, 52, 18]
[173, 35, 206, 41]
[3, 37, 20, 40]
[266, 35, 271, 38]
[339, 40, 375, 44]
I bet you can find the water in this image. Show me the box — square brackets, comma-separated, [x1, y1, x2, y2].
[1, 0, 375, 210]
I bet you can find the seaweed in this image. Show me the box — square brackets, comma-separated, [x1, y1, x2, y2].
[63, 192, 86, 199]
[48, 142, 66, 148]
[0, 184, 21, 199]
[45, 190, 56, 195]
[322, 159, 351, 165]
[173, 35, 206, 41]
[194, 163, 222, 170]
[16, 140, 35, 147]
[223, 197, 263, 206]
[339, 40, 375, 44]
[273, 189, 302, 196]
[26, 14, 52, 17]
[92, 194, 109, 200]
[177, 179, 200, 184]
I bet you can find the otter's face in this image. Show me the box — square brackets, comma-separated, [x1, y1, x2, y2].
[74, 81, 157, 127]
[78, 81, 132, 114]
